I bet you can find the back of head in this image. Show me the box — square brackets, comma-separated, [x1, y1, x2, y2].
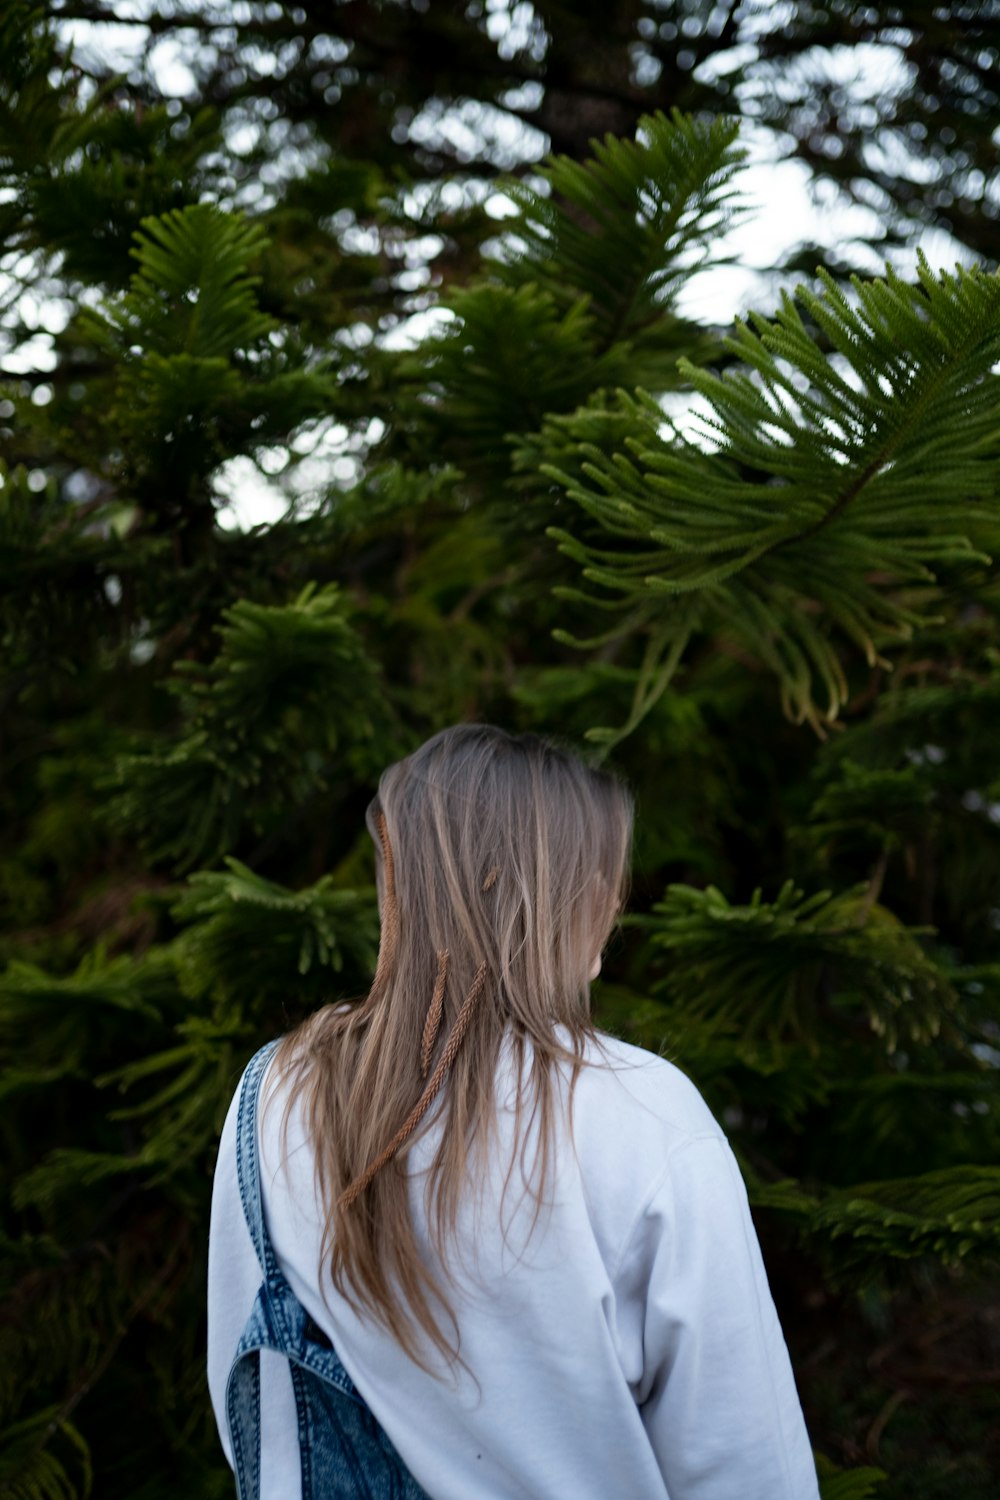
[374, 723, 631, 1034]
[271, 724, 633, 1367]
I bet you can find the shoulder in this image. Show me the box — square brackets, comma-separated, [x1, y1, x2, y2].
[574, 1030, 725, 1149]
[553, 1031, 730, 1268]
[212, 1038, 297, 1201]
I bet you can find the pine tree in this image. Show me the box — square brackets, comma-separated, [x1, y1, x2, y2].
[28, 0, 1000, 271]
[2, 7, 999, 1497]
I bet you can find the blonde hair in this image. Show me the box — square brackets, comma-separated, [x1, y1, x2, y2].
[269, 724, 633, 1367]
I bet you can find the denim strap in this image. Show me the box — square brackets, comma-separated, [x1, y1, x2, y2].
[225, 1039, 284, 1500]
[225, 1039, 432, 1500]
[234, 1038, 284, 1285]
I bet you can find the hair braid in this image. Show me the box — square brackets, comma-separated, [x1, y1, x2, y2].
[420, 950, 449, 1079]
[338, 960, 489, 1211]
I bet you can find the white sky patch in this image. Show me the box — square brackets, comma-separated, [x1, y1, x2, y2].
[658, 390, 723, 454]
[3, 332, 58, 375]
[405, 96, 548, 169]
[214, 454, 292, 531]
[378, 306, 456, 352]
[145, 36, 201, 97]
[58, 15, 151, 72]
[215, 414, 392, 527]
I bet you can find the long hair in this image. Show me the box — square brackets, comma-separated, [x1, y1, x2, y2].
[268, 724, 633, 1368]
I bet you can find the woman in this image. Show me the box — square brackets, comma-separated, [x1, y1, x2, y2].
[208, 724, 820, 1498]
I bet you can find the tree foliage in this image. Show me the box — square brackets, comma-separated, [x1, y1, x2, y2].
[544, 254, 1000, 741]
[2, 5, 999, 1497]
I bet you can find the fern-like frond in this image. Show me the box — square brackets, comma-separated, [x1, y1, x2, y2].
[815, 1455, 887, 1499]
[805, 760, 936, 856]
[0, 947, 177, 1094]
[637, 881, 954, 1052]
[74, 206, 336, 498]
[9, 866, 381, 1191]
[0, 1407, 92, 1500]
[542, 256, 1000, 745]
[748, 1162, 1000, 1269]
[170, 857, 379, 1000]
[90, 204, 273, 359]
[417, 114, 745, 479]
[421, 284, 612, 475]
[500, 109, 747, 347]
[108, 584, 385, 869]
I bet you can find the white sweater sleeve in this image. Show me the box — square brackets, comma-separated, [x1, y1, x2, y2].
[619, 1134, 820, 1500]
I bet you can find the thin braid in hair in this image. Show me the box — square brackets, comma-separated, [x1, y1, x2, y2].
[369, 811, 399, 1000]
[338, 959, 489, 1211]
[420, 950, 448, 1079]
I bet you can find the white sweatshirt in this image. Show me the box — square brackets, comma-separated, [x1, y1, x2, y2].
[208, 1031, 820, 1499]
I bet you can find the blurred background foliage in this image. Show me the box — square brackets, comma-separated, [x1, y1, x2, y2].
[1, 3, 999, 1496]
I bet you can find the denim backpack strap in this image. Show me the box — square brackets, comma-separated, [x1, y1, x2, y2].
[234, 1038, 284, 1286]
[225, 1038, 288, 1500]
[223, 1040, 433, 1500]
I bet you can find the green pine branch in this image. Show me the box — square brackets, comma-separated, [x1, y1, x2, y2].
[417, 111, 747, 479]
[0, 1407, 92, 1500]
[816, 1456, 887, 1499]
[7, 863, 380, 1199]
[108, 583, 385, 870]
[76, 205, 338, 503]
[499, 108, 748, 347]
[0, 947, 176, 1098]
[747, 1161, 1000, 1270]
[170, 856, 379, 1001]
[541, 257, 1000, 747]
[805, 760, 936, 856]
[636, 880, 955, 1052]
[85, 205, 273, 359]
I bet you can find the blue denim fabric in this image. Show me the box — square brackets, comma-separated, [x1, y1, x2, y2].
[225, 1040, 433, 1500]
